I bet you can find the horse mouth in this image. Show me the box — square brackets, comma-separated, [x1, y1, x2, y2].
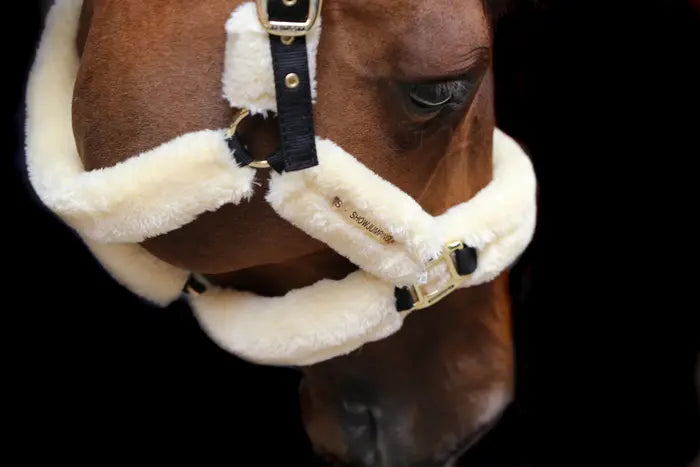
[317, 419, 499, 467]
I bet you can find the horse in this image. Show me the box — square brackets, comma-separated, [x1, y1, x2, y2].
[35, 0, 530, 465]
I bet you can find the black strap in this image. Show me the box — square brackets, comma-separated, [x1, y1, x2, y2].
[183, 275, 207, 296]
[395, 288, 415, 313]
[225, 0, 318, 173]
[267, 0, 318, 172]
[225, 132, 287, 174]
[267, 150, 287, 173]
[227, 133, 254, 167]
[455, 246, 478, 276]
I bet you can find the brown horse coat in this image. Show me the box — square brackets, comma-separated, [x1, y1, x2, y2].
[64, 1, 517, 464]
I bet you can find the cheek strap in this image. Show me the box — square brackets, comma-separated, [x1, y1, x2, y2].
[267, 10, 318, 171]
[226, 0, 321, 173]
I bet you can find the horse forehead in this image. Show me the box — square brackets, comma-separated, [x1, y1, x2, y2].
[331, 0, 486, 30]
[328, 0, 490, 73]
[86, 1, 486, 45]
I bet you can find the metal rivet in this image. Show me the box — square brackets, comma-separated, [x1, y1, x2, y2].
[281, 36, 295, 46]
[283, 0, 297, 6]
[285, 73, 300, 89]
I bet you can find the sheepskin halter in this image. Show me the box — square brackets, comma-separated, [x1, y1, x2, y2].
[26, 0, 537, 366]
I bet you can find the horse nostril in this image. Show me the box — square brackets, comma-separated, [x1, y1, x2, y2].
[341, 401, 382, 466]
[343, 400, 371, 415]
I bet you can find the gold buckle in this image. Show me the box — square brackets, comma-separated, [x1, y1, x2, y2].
[227, 109, 271, 170]
[405, 241, 469, 312]
[256, 0, 323, 37]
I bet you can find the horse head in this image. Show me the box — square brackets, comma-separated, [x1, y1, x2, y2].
[29, 1, 536, 465]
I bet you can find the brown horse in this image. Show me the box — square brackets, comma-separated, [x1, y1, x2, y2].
[73, 0, 513, 465]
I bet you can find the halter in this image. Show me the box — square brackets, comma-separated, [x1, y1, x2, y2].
[26, 0, 537, 366]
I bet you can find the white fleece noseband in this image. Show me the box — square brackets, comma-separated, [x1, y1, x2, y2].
[27, 0, 537, 366]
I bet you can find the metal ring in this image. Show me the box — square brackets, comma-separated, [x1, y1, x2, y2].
[226, 109, 271, 170]
[250, 160, 272, 169]
[226, 108, 250, 138]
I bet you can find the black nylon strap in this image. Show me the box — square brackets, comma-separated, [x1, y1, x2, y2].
[266, 0, 318, 172]
[266, 151, 286, 173]
[395, 287, 415, 312]
[183, 275, 207, 296]
[225, 133, 287, 174]
[456, 246, 478, 276]
[226, 134, 254, 167]
[269, 35, 318, 171]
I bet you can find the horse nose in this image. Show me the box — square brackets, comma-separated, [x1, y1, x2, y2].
[340, 400, 382, 467]
[339, 401, 448, 467]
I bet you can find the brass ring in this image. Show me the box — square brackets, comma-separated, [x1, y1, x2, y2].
[227, 109, 271, 170]
[227, 108, 250, 138]
[250, 160, 272, 169]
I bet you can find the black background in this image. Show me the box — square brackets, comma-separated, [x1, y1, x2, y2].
[5, 1, 699, 465]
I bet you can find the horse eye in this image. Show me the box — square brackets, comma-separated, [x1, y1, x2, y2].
[408, 83, 454, 108]
[406, 79, 478, 112]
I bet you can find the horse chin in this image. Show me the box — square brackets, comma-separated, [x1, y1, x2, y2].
[301, 378, 513, 466]
[310, 415, 505, 467]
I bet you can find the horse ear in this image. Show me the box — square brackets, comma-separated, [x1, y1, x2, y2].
[76, 0, 94, 58]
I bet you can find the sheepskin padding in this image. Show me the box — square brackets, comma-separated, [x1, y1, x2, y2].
[443, 130, 538, 289]
[267, 130, 537, 288]
[190, 271, 404, 366]
[25, 0, 191, 305]
[85, 239, 190, 306]
[267, 138, 439, 287]
[223, 2, 321, 115]
[26, 0, 257, 244]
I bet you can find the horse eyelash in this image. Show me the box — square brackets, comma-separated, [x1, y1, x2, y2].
[425, 80, 473, 104]
[408, 80, 470, 108]
[439, 80, 470, 96]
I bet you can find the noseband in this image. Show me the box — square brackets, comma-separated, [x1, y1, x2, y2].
[26, 0, 537, 366]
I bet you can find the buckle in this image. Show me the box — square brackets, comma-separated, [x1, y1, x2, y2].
[404, 241, 469, 312]
[256, 0, 323, 36]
